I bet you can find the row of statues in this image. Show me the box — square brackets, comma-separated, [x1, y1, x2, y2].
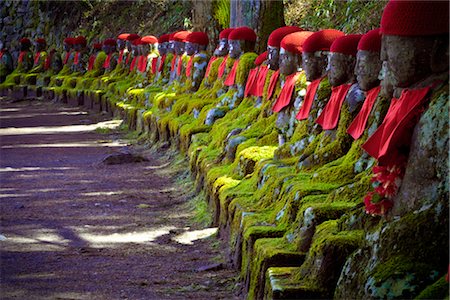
[1, 0, 448, 298]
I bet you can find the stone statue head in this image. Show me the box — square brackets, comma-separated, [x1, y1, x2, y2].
[63, 37, 73, 52]
[185, 32, 208, 56]
[214, 38, 228, 56]
[267, 26, 303, 71]
[158, 42, 168, 56]
[279, 48, 301, 75]
[117, 39, 126, 51]
[228, 27, 257, 59]
[278, 31, 314, 75]
[267, 46, 280, 70]
[327, 34, 362, 87]
[354, 29, 382, 91]
[35, 39, 46, 52]
[173, 41, 185, 55]
[185, 42, 198, 56]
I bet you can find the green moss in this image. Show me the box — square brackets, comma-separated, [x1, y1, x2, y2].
[213, 0, 230, 28]
[415, 276, 449, 300]
[236, 52, 257, 86]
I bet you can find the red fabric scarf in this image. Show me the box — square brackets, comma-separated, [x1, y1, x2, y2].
[151, 57, 158, 74]
[347, 86, 381, 140]
[34, 52, 41, 65]
[267, 70, 280, 100]
[74, 52, 80, 65]
[158, 54, 166, 73]
[44, 52, 52, 70]
[130, 56, 137, 71]
[218, 55, 228, 79]
[18, 51, 26, 64]
[126, 53, 132, 65]
[176, 55, 183, 76]
[244, 67, 259, 98]
[171, 55, 177, 72]
[224, 59, 240, 86]
[138, 55, 148, 73]
[103, 53, 112, 69]
[88, 54, 96, 71]
[362, 86, 431, 163]
[118, 49, 124, 64]
[205, 56, 217, 78]
[255, 65, 269, 97]
[315, 84, 352, 130]
[296, 76, 324, 120]
[272, 72, 300, 112]
[0, 50, 4, 59]
[63, 51, 71, 65]
[186, 56, 194, 77]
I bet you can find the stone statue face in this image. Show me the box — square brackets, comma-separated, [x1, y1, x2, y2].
[327, 52, 355, 87]
[214, 38, 228, 56]
[126, 40, 133, 52]
[63, 43, 71, 52]
[382, 34, 435, 88]
[355, 50, 382, 91]
[73, 43, 82, 52]
[267, 46, 279, 70]
[173, 41, 185, 55]
[102, 44, 108, 53]
[117, 39, 125, 51]
[279, 48, 299, 75]
[229, 40, 243, 59]
[35, 42, 45, 52]
[158, 42, 168, 56]
[302, 51, 328, 82]
[185, 42, 198, 56]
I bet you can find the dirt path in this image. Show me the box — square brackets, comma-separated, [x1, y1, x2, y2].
[0, 99, 240, 300]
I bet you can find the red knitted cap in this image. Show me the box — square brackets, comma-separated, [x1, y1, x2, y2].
[103, 38, 117, 46]
[280, 31, 314, 55]
[228, 27, 257, 42]
[93, 43, 102, 50]
[126, 34, 140, 41]
[118, 33, 130, 40]
[268, 26, 303, 47]
[141, 35, 158, 44]
[20, 38, 31, 45]
[158, 34, 170, 43]
[302, 29, 345, 53]
[219, 28, 234, 39]
[330, 34, 363, 56]
[255, 51, 268, 66]
[173, 31, 191, 42]
[75, 36, 87, 47]
[35, 38, 46, 45]
[186, 32, 209, 46]
[358, 28, 381, 52]
[381, 0, 449, 36]
[63, 37, 75, 45]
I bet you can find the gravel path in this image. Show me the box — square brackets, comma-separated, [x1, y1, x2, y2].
[0, 99, 239, 300]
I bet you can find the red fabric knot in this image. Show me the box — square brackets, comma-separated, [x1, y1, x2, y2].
[151, 57, 158, 74]
[118, 49, 124, 64]
[205, 56, 217, 78]
[63, 51, 71, 65]
[218, 55, 228, 79]
[186, 56, 194, 77]
[362, 86, 431, 163]
[296, 76, 325, 120]
[267, 70, 280, 100]
[347, 86, 381, 139]
[272, 72, 301, 112]
[18, 51, 26, 63]
[103, 53, 112, 69]
[176, 55, 183, 76]
[224, 59, 240, 86]
[34, 52, 41, 65]
[315, 83, 352, 130]
[88, 54, 96, 71]
[255, 65, 269, 97]
[158, 54, 166, 73]
[73, 52, 80, 65]
[171, 55, 177, 72]
[244, 67, 259, 98]
[130, 56, 137, 71]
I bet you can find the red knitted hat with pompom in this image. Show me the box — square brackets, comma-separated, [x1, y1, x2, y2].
[186, 32, 209, 46]
[103, 38, 117, 46]
[75, 36, 87, 47]
[35, 38, 46, 45]
[254, 51, 268, 66]
[228, 27, 257, 42]
[141, 35, 158, 45]
[381, 0, 449, 36]
[358, 28, 381, 52]
[330, 34, 363, 56]
[126, 34, 140, 41]
[219, 28, 234, 39]
[118, 33, 130, 41]
[173, 31, 191, 42]
[302, 29, 345, 53]
[280, 31, 314, 55]
[158, 34, 170, 43]
[268, 26, 303, 47]
[63, 37, 75, 45]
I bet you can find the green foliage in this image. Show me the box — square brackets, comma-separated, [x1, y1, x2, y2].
[213, 0, 230, 29]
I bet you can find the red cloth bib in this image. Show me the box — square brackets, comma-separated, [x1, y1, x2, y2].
[362, 86, 431, 163]
[267, 70, 280, 100]
[205, 56, 217, 78]
[218, 55, 228, 79]
[315, 84, 352, 130]
[272, 72, 300, 112]
[88, 54, 96, 71]
[0, 50, 4, 60]
[186, 56, 194, 77]
[63, 51, 71, 65]
[34, 52, 41, 65]
[151, 57, 158, 74]
[158, 54, 166, 73]
[171, 55, 177, 72]
[73, 52, 80, 65]
[176, 55, 183, 76]
[44, 52, 52, 70]
[103, 53, 112, 69]
[118, 49, 124, 64]
[255, 65, 269, 97]
[244, 67, 259, 97]
[130, 56, 137, 71]
[18, 51, 26, 64]
[224, 59, 240, 86]
[126, 53, 131, 65]
[347, 86, 381, 140]
[296, 76, 324, 120]
[138, 55, 148, 72]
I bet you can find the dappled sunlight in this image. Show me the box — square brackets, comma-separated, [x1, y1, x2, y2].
[0, 111, 88, 120]
[0, 107, 22, 112]
[0, 193, 32, 198]
[0, 120, 122, 136]
[1, 229, 70, 252]
[0, 166, 76, 172]
[1, 140, 124, 149]
[172, 227, 218, 245]
[81, 191, 124, 197]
